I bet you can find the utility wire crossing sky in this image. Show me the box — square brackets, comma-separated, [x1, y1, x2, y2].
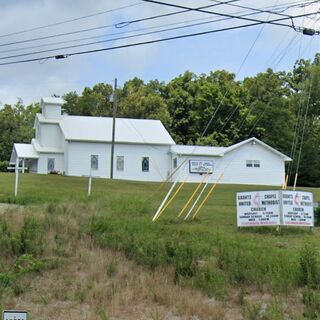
[0, 0, 319, 105]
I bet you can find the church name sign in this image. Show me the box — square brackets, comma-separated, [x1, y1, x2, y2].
[189, 160, 213, 174]
[236, 190, 314, 227]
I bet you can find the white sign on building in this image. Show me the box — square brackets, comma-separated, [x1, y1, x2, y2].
[282, 191, 314, 227]
[189, 160, 213, 174]
[3, 310, 27, 320]
[236, 191, 281, 227]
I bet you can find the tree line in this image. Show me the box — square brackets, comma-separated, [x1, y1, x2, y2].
[1, 54, 320, 186]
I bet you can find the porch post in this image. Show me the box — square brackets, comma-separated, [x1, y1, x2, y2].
[15, 157, 19, 197]
[22, 158, 25, 174]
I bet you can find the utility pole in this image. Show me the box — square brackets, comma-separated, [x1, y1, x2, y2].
[110, 78, 117, 179]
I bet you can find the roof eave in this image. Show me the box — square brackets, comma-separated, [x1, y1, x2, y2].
[66, 138, 174, 146]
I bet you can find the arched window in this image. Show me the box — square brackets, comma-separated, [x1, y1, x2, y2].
[142, 157, 149, 172]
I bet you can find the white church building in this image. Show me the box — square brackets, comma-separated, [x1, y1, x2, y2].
[10, 97, 291, 186]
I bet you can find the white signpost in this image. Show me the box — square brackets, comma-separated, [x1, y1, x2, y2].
[3, 310, 27, 320]
[189, 160, 213, 174]
[236, 190, 314, 228]
[236, 191, 281, 227]
[282, 191, 314, 227]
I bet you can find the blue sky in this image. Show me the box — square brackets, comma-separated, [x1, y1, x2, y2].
[0, 0, 319, 105]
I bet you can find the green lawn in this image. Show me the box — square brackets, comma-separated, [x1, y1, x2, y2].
[1, 172, 320, 305]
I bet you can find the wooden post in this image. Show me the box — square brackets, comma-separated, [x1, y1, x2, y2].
[110, 78, 117, 179]
[15, 157, 19, 197]
[88, 167, 92, 196]
[293, 173, 298, 191]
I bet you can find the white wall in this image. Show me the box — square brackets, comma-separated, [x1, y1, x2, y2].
[43, 104, 61, 120]
[113, 144, 171, 182]
[38, 123, 63, 148]
[66, 141, 171, 181]
[37, 153, 64, 174]
[219, 142, 285, 186]
[66, 142, 110, 178]
[171, 142, 286, 186]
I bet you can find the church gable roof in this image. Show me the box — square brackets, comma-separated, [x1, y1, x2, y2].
[59, 115, 175, 145]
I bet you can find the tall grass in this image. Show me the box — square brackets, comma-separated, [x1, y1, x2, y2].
[1, 173, 320, 318]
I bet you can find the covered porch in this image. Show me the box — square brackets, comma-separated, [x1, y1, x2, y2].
[10, 143, 39, 173]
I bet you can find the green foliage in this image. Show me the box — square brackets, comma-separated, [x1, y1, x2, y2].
[0, 173, 319, 307]
[2, 55, 320, 185]
[98, 309, 109, 320]
[0, 161, 9, 172]
[315, 207, 320, 227]
[194, 263, 228, 299]
[0, 254, 45, 288]
[0, 100, 39, 162]
[302, 289, 320, 319]
[106, 260, 117, 277]
[299, 243, 320, 288]
[0, 216, 45, 257]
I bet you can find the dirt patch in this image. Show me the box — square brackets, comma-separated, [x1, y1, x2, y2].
[0, 203, 19, 214]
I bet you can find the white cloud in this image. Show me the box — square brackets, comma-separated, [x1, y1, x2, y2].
[0, 0, 319, 105]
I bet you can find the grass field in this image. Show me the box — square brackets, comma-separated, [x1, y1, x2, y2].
[0, 172, 320, 319]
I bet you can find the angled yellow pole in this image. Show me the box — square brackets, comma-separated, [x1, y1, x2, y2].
[152, 179, 178, 221]
[178, 174, 208, 218]
[155, 179, 187, 222]
[149, 157, 188, 199]
[284, 174, 289, 190]
[184, 182, 209, 220]
[192, 173, 224, 220]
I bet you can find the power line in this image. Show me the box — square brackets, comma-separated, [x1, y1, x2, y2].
[0, 0, 317, 51]
[0, 1, 239, 48]
[209, 0, 292, 19]
[0, 7, 318, 66]
[141, 0, 319, 30]
[2, 7, 313, 61]
[0, 16, 218, 55]
[0, 21, 266, 66]
[0, 16, 272, 61]
[0, 2, 143, 40]
[0, 2, 307, 56]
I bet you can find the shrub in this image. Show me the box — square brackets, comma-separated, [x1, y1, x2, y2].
[314, 207, 320, 227]
[173, 245, 197, 283]
[19, 216, 45, 256]
[0, 161, 9, 172]
[0, 254, 45, 288]
[195, 264, 228, 299]
[299, 243, 320, 288]
[302, 289, 320, 319]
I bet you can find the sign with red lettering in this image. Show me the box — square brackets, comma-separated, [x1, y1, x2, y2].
[236, 191, 281, 227]
[282, 191, 314, 226]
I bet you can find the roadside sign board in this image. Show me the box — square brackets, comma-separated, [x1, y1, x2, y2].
[236, 190, 314, 228]
[189, 160, 213, 174]
[282, 191, 314, 226]
[3, 310, 27, 320]
[236, 190, 281, 227]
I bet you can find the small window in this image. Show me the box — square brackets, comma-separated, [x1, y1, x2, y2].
[47, 158, 55, 172]
[117, 156, 124, 171]
[142, 157, 149, 172]
[173, 157, 177, 169]
[254, 160, 260, 168]
[246, 160, 253, 168]
[91, 155, 99, 170]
